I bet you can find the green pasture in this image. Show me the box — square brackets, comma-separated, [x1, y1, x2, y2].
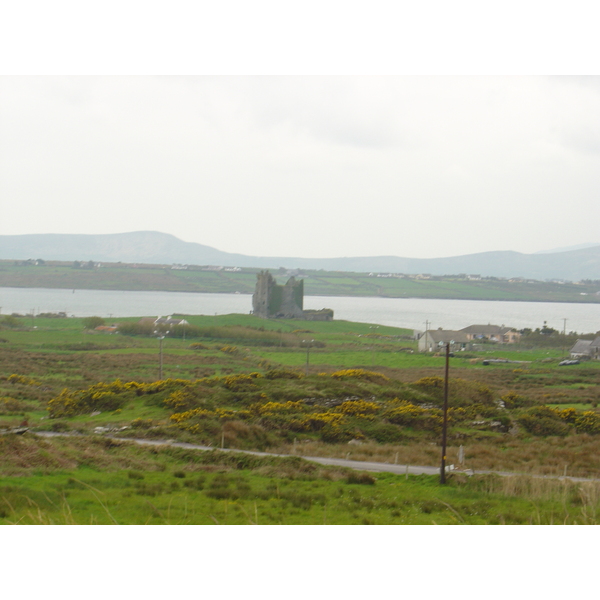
[1, 438, 597, 525]
[3, 309, 600, 525]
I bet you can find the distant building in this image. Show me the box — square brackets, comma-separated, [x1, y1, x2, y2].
[94, 325, 118, 333]
[570, 337, 600, 359]
[154, 316, 189, 327]
[252, 271, 333, 321]
[138, 316, 189, 330]
[460, 324, 521, 344]
[418, 329, 470, 352]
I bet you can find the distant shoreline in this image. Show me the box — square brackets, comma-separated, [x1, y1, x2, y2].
[1, 284, 600, 306]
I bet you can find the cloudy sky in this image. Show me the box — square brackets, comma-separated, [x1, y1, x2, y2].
[1, 6, 599, 261]
[2, 75, 599, 260]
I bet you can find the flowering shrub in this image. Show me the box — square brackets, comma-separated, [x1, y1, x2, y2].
[558, 407, 578, 424]
[500, 392, 531, 408]
[300, 412, 345, 431]
[574, 411, 600, 434]
[517, 406, 571, 436]
[256, 401, 305, 416]
[384, 401, 443, 432]
[47, 388, 126, 417]
[6, 374, 41, 386]
[336, 399, 380, 417]
[170, 408, 214, 423]
[46, 378, 193, 418]
[164, 389, 200, 411]
[220, 345, 239, 354]
[223, 374, 257, 390]
[331, 369, 389, 382]
[47, 389, 90, 418]
[137, 378, 190, 394]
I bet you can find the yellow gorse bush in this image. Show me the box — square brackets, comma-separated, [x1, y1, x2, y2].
[47, 389, 83, 418]
[574, 411, 600, 434]
[256, 401, 305, 416]
[170, 408, 213, 423]
[330, 369, 389, 381]
[164, 389, 194, 411]
[6, 374, 41, 386]
[223, 374, 258, 389]
[300, 412, 345, 430]
[170, 406, 250, 425]
[47, 378, 193, 418]
[220, 345, 238, 354]
[336, 399, 380, 416]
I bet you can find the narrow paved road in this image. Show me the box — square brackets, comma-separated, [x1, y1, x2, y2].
[31, 430, 598, 483]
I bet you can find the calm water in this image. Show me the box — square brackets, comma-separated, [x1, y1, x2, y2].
[1, 287, 599, 334]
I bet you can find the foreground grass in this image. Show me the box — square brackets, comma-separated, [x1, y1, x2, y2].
[1, 435, 598, 525]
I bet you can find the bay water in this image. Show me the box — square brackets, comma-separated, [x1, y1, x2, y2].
[1, 287, 599, 334]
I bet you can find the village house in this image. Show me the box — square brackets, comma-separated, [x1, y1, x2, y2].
[138, 316, 189, 331]
[418, 329, 470, 353]
[459, 324, 521, 344]
[570, 337, 600, 360]
[154, 316, 189, 327]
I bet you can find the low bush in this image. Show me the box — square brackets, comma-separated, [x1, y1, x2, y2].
[574, 411, 600, 434]
[517, 406, 572, 437]
[331, 369, 389, 382]
[264, 369, 304, 380]
[384, 401, 443, 432]
[346, 472, 376, 485]
[0, 397, 37, 415]
[357, 421, 404, 443]
[82, 316, 105, 330]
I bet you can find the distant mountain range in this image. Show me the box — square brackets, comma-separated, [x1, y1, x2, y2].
[534, 243, 600, 254]
[1, 232, 599, 281]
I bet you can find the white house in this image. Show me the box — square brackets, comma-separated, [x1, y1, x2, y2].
[418, 329, 470, 353]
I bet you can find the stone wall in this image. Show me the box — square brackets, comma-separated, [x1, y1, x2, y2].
[252, 270, 333, 320]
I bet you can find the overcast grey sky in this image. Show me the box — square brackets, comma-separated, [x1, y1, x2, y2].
[1, 4, 599, 261]
[2, 76, 599, 259]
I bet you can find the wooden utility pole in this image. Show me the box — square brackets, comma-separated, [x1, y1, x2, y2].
[303, 339, 314, 376]
[158, 336, 164, 380]
[440, 342, 450, 484]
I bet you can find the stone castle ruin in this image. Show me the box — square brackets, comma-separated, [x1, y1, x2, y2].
[252, 271, 333, 321]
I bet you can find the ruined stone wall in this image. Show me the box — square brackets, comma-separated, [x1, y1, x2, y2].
[252, 270, 333, 320]
[252, 270, 274, 318]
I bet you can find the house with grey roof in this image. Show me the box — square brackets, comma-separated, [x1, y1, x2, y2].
[459, 324, 521, 344]
[570, 337, 600, 359]
[418, 329, 470, 353]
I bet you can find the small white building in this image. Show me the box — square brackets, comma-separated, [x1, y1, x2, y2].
[570, 337, 600, 359]
[418, 329, 470, 353]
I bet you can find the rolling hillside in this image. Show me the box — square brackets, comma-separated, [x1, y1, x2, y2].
[0, 231, 599, 281]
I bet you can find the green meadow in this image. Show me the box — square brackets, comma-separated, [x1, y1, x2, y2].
[2, 311, 600, 524]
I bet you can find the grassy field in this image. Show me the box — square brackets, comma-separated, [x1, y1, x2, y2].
[2, 311, 600, 524]
[2, 260, 600, 302]
[2, 435, 600, 525]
